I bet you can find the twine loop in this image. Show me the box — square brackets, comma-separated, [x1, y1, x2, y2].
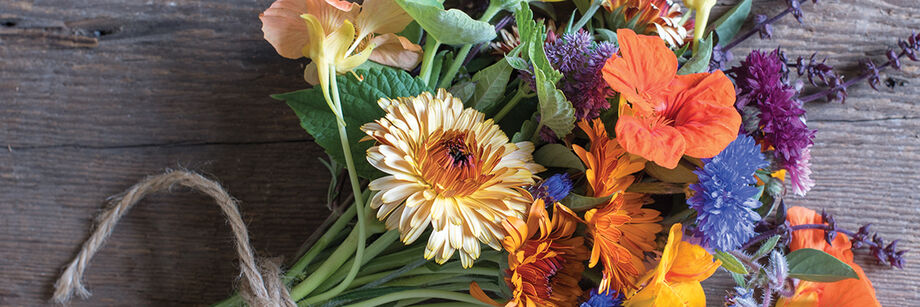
[52, 170, 296, 307]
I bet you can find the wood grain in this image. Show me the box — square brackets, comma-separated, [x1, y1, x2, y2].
[1, 0, 918, 305]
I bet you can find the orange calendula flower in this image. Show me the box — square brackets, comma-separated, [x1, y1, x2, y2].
[572, 118, 660, 293]
[362, 89, 544, 268]
[602, 29, 741, 169]
[586, 193, 663, 293]
[776, 206, 881, 307]
[573, 119, 646, 198]
[602, 0, 689, 47]
[624, 223, 721, 307]
[472, 199, 589, 307]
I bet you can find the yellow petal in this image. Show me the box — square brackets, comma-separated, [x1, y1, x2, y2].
[669, 281, 706, 307]
[325, 19, 357, 61]
[368, 34, 423, 71]
[667, 241, 721, 283]
[300, 13, 329, 60]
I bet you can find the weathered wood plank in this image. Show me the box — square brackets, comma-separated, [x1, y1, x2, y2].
[0, 142, 331, 306]
[1, 0, 919, 305]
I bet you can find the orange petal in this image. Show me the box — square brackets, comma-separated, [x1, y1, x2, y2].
[786, 206, 828, 251]
[368, 34, 423, 71]
[356, 0, 413, 35]
[667, 72, 741, 158]
[615, 115, 686, 169]
[602, 29, 677, 112]
[469, 282, 503, 306]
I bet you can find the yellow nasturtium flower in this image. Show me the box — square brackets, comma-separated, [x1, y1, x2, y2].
[624, 223, 721, 307]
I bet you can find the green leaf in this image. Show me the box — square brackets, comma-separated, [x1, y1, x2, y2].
[275, 68, 430, 180]
[677, 34, 714, 75]
[754, 235, 781, 259]
[561, 193, 613, 211]
[710, 0, 752, 44]
[505, 56, 530, 70]
[730, 272, 747, 287]
[534, 143, 586, 171]
[396, 0, 496, 46]
[714, 251, 749, 275]
[787, 248, 859, 282]
[534, 68, 576, 137]
[511, 115, 538, 143]
[397, 21, 423, 45]
[448, 80, 476, 103]
[471, 59, 513, 116]
[595, 28, 617, 42]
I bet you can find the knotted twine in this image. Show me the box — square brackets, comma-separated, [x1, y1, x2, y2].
[52, 170, 296, 307]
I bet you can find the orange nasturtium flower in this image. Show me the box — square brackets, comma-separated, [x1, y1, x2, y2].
[776, 206, 882, 307]
[470, 199, 590, 307]
[623, 223, 721, 307]
[602, 29, 741, 169]
[572, 118, 661, 293]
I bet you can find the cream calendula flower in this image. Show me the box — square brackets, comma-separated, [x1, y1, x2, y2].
[361, 89, 545, 268]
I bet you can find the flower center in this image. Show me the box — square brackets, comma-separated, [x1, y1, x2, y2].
[418, 130, 498, 197]
[442, 137, 473, 167]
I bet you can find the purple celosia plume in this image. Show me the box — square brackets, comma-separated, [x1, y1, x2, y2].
[729, 49, 816, 196]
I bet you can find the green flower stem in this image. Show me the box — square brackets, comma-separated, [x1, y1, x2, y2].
[530, 122, 545, 143]
[289, 65, 369, 302]
[419, 38, 443, 86]
[342, 290, 491, 307]
[393, 282, 503, 307]
[349, 266, 496, 289]
[311, 230, 400, 294]
[436, 3, 502, 89]
[210, 205, 359, 307]
[493, 84, 529, 123]
[358, 244, 427, 275]
[294, 64, 370, 303]
[288, 225, 360, 300]
[287, 204, 357, 276]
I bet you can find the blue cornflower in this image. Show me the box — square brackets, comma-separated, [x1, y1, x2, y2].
[529, 173, 573, 203]
[688, 134, 768, 251]
[580, 289, 624, 307]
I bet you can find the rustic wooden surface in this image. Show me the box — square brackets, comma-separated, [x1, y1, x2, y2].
[1, 0, 917, 305]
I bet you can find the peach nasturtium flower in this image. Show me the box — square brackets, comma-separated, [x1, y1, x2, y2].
[259, 0, 421, 84]
[624, 223, 721, 307]
[602, 28, 741, 169]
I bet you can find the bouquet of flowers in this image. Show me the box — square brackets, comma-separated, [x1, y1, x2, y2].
[223, 0, 914, 305]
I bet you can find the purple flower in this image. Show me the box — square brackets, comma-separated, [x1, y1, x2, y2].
[523, 30, 617, 123]
[545, 30, 617, 120]
[729, 49, 816, 196]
